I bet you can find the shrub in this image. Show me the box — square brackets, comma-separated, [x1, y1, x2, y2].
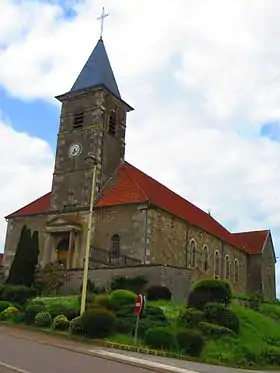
[147, 285, 172, 301]
[188, 279, 232, 310]
[177, 308, 204, 328]
[261, 346, 280, 366]
[46, 304, 79, 321]
[81, 308, 116, 338]
[145, 327, 177, 350]
[94, 294, 112, 310]
[176, 329, 205, 357]
[0, 301, 12, 312]
[24, 303, 46, 324]
[0, 306, 20, 321]
[34, 311, 52, 327]
[69, 316, 85, 335]
[109, 289, 137, 310]
[111, 276, 147, 294]
[53, 315, 70, 330]
[203, 302, 240, 333]
[198, 321, 235, 338]
[0, 285, 37, 305]
[247, 293, 263, 311]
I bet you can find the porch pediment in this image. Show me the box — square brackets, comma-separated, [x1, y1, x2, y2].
[46, 216, 82, 233]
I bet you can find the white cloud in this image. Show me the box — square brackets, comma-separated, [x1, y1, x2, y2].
[0, 116, 53, 247]
[1, 0, 280, 291]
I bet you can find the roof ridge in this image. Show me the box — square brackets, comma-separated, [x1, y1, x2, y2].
[125, 161, 231, 234]
[232, 229, 270, 235]
[124, 164, 149, 201]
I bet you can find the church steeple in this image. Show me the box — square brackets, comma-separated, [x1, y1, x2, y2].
[70, 38, 121, 99]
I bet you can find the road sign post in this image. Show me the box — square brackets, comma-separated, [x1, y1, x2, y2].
[134, 294, 144, 345]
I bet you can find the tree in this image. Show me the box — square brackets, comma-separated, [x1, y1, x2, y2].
[6, 225, 39, 287]
[34, 262, 72, 296]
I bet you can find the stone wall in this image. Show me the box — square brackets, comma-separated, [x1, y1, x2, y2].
[148, 206, 247, 294]
[262, 234, 276, 301]
[92, 204, 148, 262]
[61, 264, 194, 301]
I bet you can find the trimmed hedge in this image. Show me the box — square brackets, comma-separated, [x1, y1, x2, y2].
[34, 312, 52, 327]
[53, 315, 70, 330]
[0, 284, 37, 305]
[177, 308, 204, 328]
[81, 308, 116, 338]
[69, 316, 85, 335]
[109, 290, 137, 310]
[25, 304, 46, 324]
[198, 321, 235, 338]
[176, 329, 205, 357]
[188, 279, 232, 310]
[145, 327, 177, 350]
[203, 302, 240, 333]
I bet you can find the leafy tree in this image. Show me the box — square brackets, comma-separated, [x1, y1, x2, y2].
[34, 262, 72, 296]
[6, 226, 39, 287]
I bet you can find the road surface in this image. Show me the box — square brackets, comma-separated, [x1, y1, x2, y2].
[0, 333, 156, 373]
[0, 326, 274, 373]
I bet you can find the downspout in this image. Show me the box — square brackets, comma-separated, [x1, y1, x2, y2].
[185, 223, 189, 267]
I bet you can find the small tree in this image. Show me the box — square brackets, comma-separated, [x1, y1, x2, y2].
[34, 262, 72, 296]
[6, 226, 39, 287]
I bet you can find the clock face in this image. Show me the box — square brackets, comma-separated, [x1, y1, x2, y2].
[68, 143, 81, 158]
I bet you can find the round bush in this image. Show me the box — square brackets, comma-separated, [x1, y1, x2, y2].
[145, 327, 177, 350]
[25, 304, 46, 324]
[188, 279, 232, 310]
[53, 315, 70, 330]
[109, 290, 137, 310]
[0, 306, 20, 321]
[177, 308, 204, 328]
[203, 302, 240, 333]
[69, 316, 85, 335]
[81, 308, 116, 338]
[94, 294, 111, 310]
[0, 301, 12, 312]
[176, 329, 205, 357]
[34, 311, 52, 327]
[147, 285, 172, 301]
[198, 321, 235, 338]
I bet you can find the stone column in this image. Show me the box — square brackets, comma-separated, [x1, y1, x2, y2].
[67, 231, 73, 269]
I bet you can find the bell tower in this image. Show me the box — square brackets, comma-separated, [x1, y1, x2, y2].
[50, 37, 133, 211]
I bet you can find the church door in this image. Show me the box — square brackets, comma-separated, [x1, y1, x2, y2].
[56, 236, 70, 268]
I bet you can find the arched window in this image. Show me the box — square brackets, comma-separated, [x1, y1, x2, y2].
[202, 245, 209, 271]
[234, 259, 239, 283]
[189, 240, 196, 268]
[110, 234, 120, 258]
[108, 110, 117, 136]
[214, 250, 220, 278]
[225, 255, 230, 280]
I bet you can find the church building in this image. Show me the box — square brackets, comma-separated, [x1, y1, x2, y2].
[2, 35, 277, 300]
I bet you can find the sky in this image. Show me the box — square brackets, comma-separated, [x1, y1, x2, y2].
[1, 0, 280, 291]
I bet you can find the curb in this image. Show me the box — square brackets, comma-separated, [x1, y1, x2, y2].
[0, 324, 196, 373]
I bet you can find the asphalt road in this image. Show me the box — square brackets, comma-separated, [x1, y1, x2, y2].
[0, 333, 153, 373]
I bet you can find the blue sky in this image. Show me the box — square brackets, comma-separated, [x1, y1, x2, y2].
[1, 0, 280, 292]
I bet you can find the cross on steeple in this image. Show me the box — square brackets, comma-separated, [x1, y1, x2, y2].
[97, 6, 109, 40]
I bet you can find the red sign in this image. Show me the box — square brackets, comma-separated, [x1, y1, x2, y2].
[135, 294, 143, 315]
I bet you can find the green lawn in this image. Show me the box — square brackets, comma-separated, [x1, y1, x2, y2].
[33, 295, 79, 309]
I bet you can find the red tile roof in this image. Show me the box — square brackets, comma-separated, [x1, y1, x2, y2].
[5, 162, 269, 254]
[0, 253, 3, 266]
[232, 230, 269, 254]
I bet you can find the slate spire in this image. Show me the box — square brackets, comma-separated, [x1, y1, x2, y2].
[70, 38, 121, 98]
